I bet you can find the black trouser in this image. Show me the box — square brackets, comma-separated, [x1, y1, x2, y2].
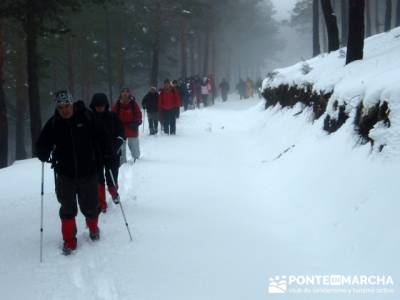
[98, 156, 120, 187]
[222, 92, 228, 102]
[56, 173, 99, 219]
[162, 109, 176, 135]
[147, 112, 159, 135]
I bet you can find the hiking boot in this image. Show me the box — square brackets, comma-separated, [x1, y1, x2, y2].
[89, 228, 100, 241]
[62, 238, 77, 255]
[112, 194, 120, 205]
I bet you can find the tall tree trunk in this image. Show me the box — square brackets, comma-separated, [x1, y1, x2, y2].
[189, 32, 196, 76]
[14, 30, 27, 160]
[321, 0, 340, 52]
[365, 0, 372, 36]
[202, 26, 210, 76]
[105, 9, 113, 102]
[0, 19, 8, 167]
[67, 33, 74, 95]
[197, 34, 202, 75]
[116, 19, 125, 94]
[375, 0, 381, 33]
[180, 14, 189, 79]
[341, 0, 349, 45]
[313, 0, 321, 56]
[385, 0, 393, 31]
[25, 2, 42, 156]
[321, 12, 328, 52]
[150, 0, 161, 87]
[346, 0, 365, 64]
[396, 0, 400, 26]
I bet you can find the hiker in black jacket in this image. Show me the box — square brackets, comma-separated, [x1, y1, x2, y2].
[36, 90, 111, 255]
[142, 87, 160, 135]
[90, 93, 125, 213]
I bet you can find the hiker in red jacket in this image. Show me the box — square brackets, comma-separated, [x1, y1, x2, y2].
[158, 79, 180, 135]
[112, 88, 142, 164]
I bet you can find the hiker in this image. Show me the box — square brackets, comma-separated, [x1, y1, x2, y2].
[90, 93, 125, 213]
[36, 90, 111, 255]
[158, 79, 180, 135]
[219, 78, 230, 102]
[142, 87, 160, 135]
[113, 88, 142, 164]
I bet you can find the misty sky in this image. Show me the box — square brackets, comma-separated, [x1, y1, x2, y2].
[271, 0, 298, 21]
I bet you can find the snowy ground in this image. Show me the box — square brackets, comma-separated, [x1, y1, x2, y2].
[0, 96, 399, 300]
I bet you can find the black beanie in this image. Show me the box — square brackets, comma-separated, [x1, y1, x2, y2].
[90, 93, 109, 110]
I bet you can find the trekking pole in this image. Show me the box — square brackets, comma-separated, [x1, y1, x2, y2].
[108, 169, 133, 241]
[40, 162, 45, 263]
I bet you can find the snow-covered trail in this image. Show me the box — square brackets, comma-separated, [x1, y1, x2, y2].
[0, 96, 399, 300]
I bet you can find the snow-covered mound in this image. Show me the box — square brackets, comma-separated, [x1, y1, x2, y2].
[262, 27, 400, 156]
[0, 97, 398, 300]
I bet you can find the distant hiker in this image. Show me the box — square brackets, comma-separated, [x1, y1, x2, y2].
[200, 77, 211, 107]
[142, 87, 160, 135]
[219, 78, 230, 102]
[90, 93, 125, 213]
[113, 88, 142, 164]
[208, 74, 216, 105]
[236, 79, 246, 100]
[193, 76, 202, 108]
[177, 79, 190, 111]
[36, 90, 111, 255]
[256, 78, 263, 98]
[172, 80, 181, 118]
[159, 79, 180, 135]
[246, 78, 254, 98]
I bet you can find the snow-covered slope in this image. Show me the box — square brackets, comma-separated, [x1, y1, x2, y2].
[263, 27, 400, 156]
[0, 96, 398, 299]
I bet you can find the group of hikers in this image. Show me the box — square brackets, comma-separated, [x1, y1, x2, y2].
[236, 78, 263, 100]
[35, 74, 261, 255]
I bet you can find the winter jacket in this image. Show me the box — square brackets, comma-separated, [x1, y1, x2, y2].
[158, 88, 180, 110]
[142, 92, 159, 113]
[201, 83, 211, 95]
[36, 103, 110, 178]
[112, 98, 142, 138]
[219, 81, 230, 93]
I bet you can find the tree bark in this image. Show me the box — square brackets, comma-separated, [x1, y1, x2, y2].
[375, 0, 380, 33]
[365, 0, 372, 37]
[67, 33, 74, 96]
[202, 26, 210, 76]
[396, 0, 400, 26]
[321, 0, 340, 52]
[0, 19, 8, 167]
[25, 1, 42, 156]
[180, 14, 189, 79]
[313, 0, 321, 56]
[116, 19, 125, 94]
[189, 32, 196, 75]
[385, 0, 392, 31]
[14, 30, 27, 160]
[105, 9, 113, 102]
[341, 0, 349, 45]
[150, 0, 161, 87]
[346, 0, 365, 64]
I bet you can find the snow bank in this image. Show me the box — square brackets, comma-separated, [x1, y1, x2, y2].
[262, 27, 400, 155]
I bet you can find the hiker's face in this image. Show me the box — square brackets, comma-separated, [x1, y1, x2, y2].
[95, 106, 106, 113]
[57, 103, 73, 119]
[164, 82, 171, 89]
[121, 90, 130, 100]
